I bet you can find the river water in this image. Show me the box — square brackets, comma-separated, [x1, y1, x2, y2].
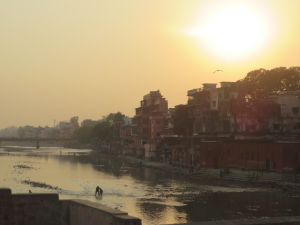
[1, 144, 300, 225]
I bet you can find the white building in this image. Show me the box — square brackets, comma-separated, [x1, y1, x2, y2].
[270, 91, 300, 133]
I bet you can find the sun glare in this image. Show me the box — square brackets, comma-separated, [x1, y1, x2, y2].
[185, 4, 274, 60]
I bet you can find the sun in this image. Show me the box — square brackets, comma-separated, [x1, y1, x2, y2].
[184, 4, 274, 60]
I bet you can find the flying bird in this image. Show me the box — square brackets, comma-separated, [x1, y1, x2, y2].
[213, 70, 223, 74]
[29, 190, 32, 193]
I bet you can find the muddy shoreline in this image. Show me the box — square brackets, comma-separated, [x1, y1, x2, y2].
[91, 151, 300, 194]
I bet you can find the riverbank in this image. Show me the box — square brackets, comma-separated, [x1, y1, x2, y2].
[92, 150, 300, 194]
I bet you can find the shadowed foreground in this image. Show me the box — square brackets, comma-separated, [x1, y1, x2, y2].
[2, 187, 300, 225]
[0, 188, 141, 225]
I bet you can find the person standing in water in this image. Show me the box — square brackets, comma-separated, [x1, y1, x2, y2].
[95, 186, 100, 196]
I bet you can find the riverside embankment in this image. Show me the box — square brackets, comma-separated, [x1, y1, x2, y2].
[94, 150, 300, 194]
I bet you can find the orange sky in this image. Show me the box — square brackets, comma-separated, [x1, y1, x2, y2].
[1, 0, 300, 129]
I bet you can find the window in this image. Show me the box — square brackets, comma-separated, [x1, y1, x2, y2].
[292, 107, 299, 115]
[156, 120, 161, 124]
[212, 101, 216, 107]
[251, 153, 254, 160]
[241, 153, 243, 160]
[227, 149, 230, 157]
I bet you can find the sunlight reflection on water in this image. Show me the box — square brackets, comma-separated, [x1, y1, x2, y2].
[1, 145, 300, 225]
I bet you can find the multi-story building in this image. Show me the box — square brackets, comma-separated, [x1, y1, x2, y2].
[186, 81, 300, 138]
[131, 90, 168, 159]
[187, 82, 238, 135]
[162, 108, 175, 135]
[270, 91, 300, 134]
[56, 121, 73, 138]
[217, 82, 238, 133]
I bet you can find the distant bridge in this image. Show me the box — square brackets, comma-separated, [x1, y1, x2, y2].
[0, 137, 75, 142]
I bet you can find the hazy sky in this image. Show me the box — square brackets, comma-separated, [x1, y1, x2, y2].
[1, 0, 300, 129]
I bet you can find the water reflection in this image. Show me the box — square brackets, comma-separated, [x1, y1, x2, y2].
[177, 191, 300, 222]
[1, 146, 300, 225]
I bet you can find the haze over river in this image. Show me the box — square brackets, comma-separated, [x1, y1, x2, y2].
[1, 143, 300, 225]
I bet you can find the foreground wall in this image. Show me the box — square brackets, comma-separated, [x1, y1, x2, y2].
[0, 188, 141, 225]
[0, 188, 60, 225]
[62, 199, 141, 225]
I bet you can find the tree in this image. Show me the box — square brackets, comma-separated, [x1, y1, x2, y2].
[73, 126, 94, 143]
[70, 116, 80, 130]
[101, 113, 118, 122]
[81, 119, 100, 127]
[93, 120, 112, 141]
[237, 67, 300, 102]
[17, 126, 35, 138]
[72, 112, 127, 143]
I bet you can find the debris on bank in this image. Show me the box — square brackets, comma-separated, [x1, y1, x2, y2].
[21, 180, 62, 191]
[13, 164, 38, 174]
[14, 165, 32, 170]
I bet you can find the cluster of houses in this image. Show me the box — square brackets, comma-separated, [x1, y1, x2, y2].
[105, 81, 300, 172]
[0, 121, 75, 139]
[40, 122, 75, 139]
[0, 126, 19, 138]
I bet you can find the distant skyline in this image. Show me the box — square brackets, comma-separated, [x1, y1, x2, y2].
[1, 0, 300, 129]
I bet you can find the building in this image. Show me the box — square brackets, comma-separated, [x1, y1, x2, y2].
[270, 91, 300, 134]
[162, 108, 175, 135]
[0, 126, 18, 138]
[187, 82, 238, 135]
[131, 90, 168, 159]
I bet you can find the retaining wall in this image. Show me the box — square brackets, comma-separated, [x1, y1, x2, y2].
[0, 188, 141, 225]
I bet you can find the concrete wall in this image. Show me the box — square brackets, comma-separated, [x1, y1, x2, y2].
[66, 199, 141, 225]
[0, 188, 60, 225]
[0, 188, 141, 225]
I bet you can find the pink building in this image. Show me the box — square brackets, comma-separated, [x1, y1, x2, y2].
[131, 90, 168, 159]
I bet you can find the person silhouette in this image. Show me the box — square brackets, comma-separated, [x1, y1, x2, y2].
[95, 186, 100, 196]
[99, 187, 103, 197]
